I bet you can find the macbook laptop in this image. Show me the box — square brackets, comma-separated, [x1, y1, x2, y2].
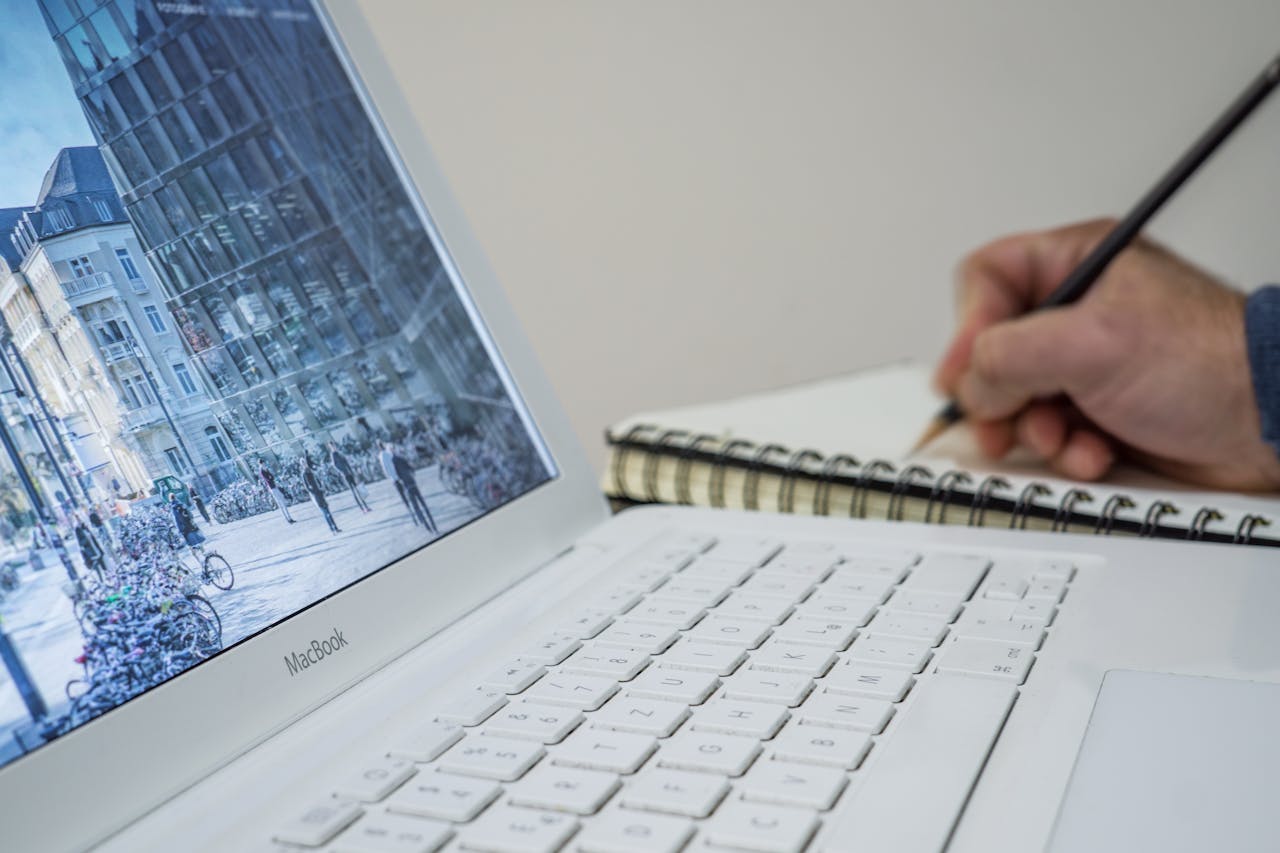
[1, 2, 1278, 851]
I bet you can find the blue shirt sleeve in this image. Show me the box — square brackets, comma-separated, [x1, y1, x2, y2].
[1245, 285, 1280, 455]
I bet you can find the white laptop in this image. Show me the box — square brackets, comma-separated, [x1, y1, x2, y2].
[3, 3, 1280, 852]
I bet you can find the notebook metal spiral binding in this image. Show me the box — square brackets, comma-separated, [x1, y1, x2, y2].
[1139, 501, 1179, 537]
[1010, 483, 1051, 529]
[854, 460, 896, 519]
[1188, 508, 1225, 541]
[675, 433, 719, 506]
[967, 476, 1011, 527]
[1234, 514, 1270, 545]
[925, 470, 972, 525]
[778, 449, 824, 514]
[1052, 488, 1093, 533]
[813, 455, 859, 517]
[643, 429, 689, 503]
[887, 465, 933, 522]
[743, 444, 790, 511]
[708, 439, 755, 508]
[610, 424, 654, 500]
[1094, 495, 1136, 535]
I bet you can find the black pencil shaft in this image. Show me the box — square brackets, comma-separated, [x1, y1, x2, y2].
[1042, 53, 1280, 309]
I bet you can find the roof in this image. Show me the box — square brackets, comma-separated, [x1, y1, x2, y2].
[3, 147, 127, 266]
[35, 146, 117, 205]
[0, 207, 33, 273]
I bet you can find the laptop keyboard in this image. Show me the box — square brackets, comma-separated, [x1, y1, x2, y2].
[270, 531, 1073, 852]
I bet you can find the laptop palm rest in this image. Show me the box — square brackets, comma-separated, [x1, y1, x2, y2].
[1047, 670, 1280, 853]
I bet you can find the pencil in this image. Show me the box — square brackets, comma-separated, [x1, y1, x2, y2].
[911, 51, 1280, 454]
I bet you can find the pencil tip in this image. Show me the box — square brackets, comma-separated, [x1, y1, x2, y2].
[908, 417, 950, 456]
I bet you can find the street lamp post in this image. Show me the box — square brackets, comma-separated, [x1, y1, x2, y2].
[5, 339, 91, 506]
[0, 351, 79, 514]
[127, 334, 198, 477]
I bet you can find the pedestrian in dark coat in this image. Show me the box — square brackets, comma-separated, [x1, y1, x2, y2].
[328, 441, 370, 513]
[169, 492, 206, 559]
[302, 455, 340, 534]
[380, 442, 436, 533]
[74, 522, 105, 582]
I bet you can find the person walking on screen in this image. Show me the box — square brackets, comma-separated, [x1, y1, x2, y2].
[380, 441, 436, 532]
[302, 454, 340, 535]
[74, 519, 106, 582]
[328, 441, 370, 513]
[188, 481, 212, 524]
[257, 458, 295, 524]
[168, 492, 206, 562]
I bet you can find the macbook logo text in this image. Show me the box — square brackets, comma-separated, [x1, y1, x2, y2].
[284, 628, 349, 676]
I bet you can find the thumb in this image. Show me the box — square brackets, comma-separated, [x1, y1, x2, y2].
[956, 305, 1116, 420]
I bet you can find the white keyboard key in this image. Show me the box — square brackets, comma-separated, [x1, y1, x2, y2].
[846, 634, 933, 672]
[333, 758, 417, 802]
[625, 667, 720, 705]
[681, 558, 756, 585]
[525, 674, 618, 710]
[437, 734, 545, 781]
[658, 639, 747, 676]
[388, 721, 463, 762]
[951, 616, 1046, 649]
[620, 561, 676, 593]
[274, 801, 363, 847]
[822, 676, 1017, 853]
[330, 812, 452, 853]
[740, 759, 847, 810]
[590, 697, 689, 737]
[712, 593, 795, 625]
[884, 590, 966, 621]
[769, 724, 871, 769]
[626, 597, 706, 630]
[771, 617, 858, 650]
[738, 574, 816, 601]
[793, 593, 877, 626]
[820, 572, 896, 603]
[620, 768, 730, 817]
[484, 702, 583, 743]
[521, 634, 582, 666]
[709, 535, 782, 567]
[1026, 574, 1068, 603]
[558, 610, 615, 640]
[657, 730, 761, 776]
[898, 553, 990, 598]
[553, 728, 656, 773]
[758, 556, 837, 581]
[749, 639, 836, 677]
[865, 611, 949, 646]
[982, 576, 1028, 601]
[703, 799, 818, 852]
[385, 771, 501, 822]
[652, 578, 732, 608]
[686, 615, 773, 649]
[823, 665, 914, 702]
[561, 646, 650, 681]
[936, 638, 1035, 683]
[1012, 599, 1056, 625]
[436, 688, 508, 726]
[722, 671, 813, 707]
[590, 586, 645, 614]
[691, 699, 789, 739]
[508, 764, 620, 815]
[457, 805, 577, 853]
[798, 691, 894, 733]
[1034, 558, 1076, 580]
[595, 620, 680, 655]
[574, 806, 693, 853]
[836, 556, 912, 584]
[481, 659, 547, 694]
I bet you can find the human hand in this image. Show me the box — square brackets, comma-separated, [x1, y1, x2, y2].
[934, 218, 1280, 491]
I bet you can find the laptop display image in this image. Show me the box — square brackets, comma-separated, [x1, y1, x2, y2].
[0, 3, 1278, 853]
[0, 0, 553, 771]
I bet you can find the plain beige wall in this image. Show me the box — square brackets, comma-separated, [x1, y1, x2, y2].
[355, 1, 1280, 471]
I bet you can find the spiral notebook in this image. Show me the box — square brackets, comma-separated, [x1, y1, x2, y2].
[603, 362, 1280, 548]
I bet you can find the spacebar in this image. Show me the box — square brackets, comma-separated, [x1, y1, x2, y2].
[821, 675, 1018, 853]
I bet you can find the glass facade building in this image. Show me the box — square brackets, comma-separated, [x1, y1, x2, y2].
[36, 0, 543, 477]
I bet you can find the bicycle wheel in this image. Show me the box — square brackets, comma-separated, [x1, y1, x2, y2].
[203, 553, 234, 590]
[185, 594, 223, 646]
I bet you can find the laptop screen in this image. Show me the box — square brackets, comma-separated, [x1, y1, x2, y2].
[0, 0, 555, 770]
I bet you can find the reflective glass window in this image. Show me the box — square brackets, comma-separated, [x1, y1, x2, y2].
[90, 7, 128, 62]
[272, 388, 306, 436]
[107, 71, 146, 125]
[205, 153, 248, 209]
[153, 242, 195, 293]
[114, 0, 155, 44]
[201, 294, 239, 341]
[134, 119, 174, 171]
[254, 330, 291, 375]
[245, 398, 281, 443]
[154, 185, 192, 234]
[326, 369, 364, 415]
[299, 378, 338, 426]
[83, 88, 122, 139]
[45, 0, 77, 33]
[161, 39, 200, 89]
[197, 348, 236, 395]
[172, 306, 215, 351]
[66, 24, 102, 77]
[190, 22, 234, 77]
[229, 140, 271, 193]
[357, 358, 396, 406]
[107, 134, 149, 185]
[312, 303, 351, 356]
[158, 108, 198, 161]
[282, 318, 321, 367]
[230, 279, 270, 331]
[216, 412, 254, 452]
[260, 133, 297, 181]
[187, 228, 228, 276]
[209, 74, 250, 131]
[183, 89, 223, 141]
[177, 168, 220, 224]
[239, 200, 286, 254]
[212, 217, 251, 268]
[226, 340, 264, 387]
[134, 55, 173, 108]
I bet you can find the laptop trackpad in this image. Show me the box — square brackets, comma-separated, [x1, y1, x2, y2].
[1048, 670, 1280, 853]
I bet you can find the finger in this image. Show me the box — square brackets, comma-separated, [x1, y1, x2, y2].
[971, 418, 1016, 459]
[1047, 427, 1115, 481]
[1014, 400, 1068, 460]
[955, 304, 1115, 420]
[935, 219, 1116, 394]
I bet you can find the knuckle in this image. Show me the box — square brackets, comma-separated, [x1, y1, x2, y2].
[970, 329, 1006, 382]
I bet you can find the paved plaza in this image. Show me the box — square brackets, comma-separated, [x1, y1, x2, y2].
[0, 467, 480, 764]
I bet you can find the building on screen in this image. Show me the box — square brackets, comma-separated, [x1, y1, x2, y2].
[35, 0, 543, 479]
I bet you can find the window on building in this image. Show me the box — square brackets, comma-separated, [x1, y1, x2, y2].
[142, 305, 166, 334]
[173, 362, 199, 395]
[90, 6, 129, 63]
[69, 256, 95, 278]
[206, 426, 232, 462]
[133, 55, 173, 108]
[115, 0, 157, 45]
[114, 247, 142, 279]
[134, 376, 155, 405]
[92, 198, 113, 221]
[164, 447, 189, 476]
[161, 38, 201, 89]
[119, 376, 140, 408]
[47, 207, 74, 231]
[108, 71, 147, 126]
